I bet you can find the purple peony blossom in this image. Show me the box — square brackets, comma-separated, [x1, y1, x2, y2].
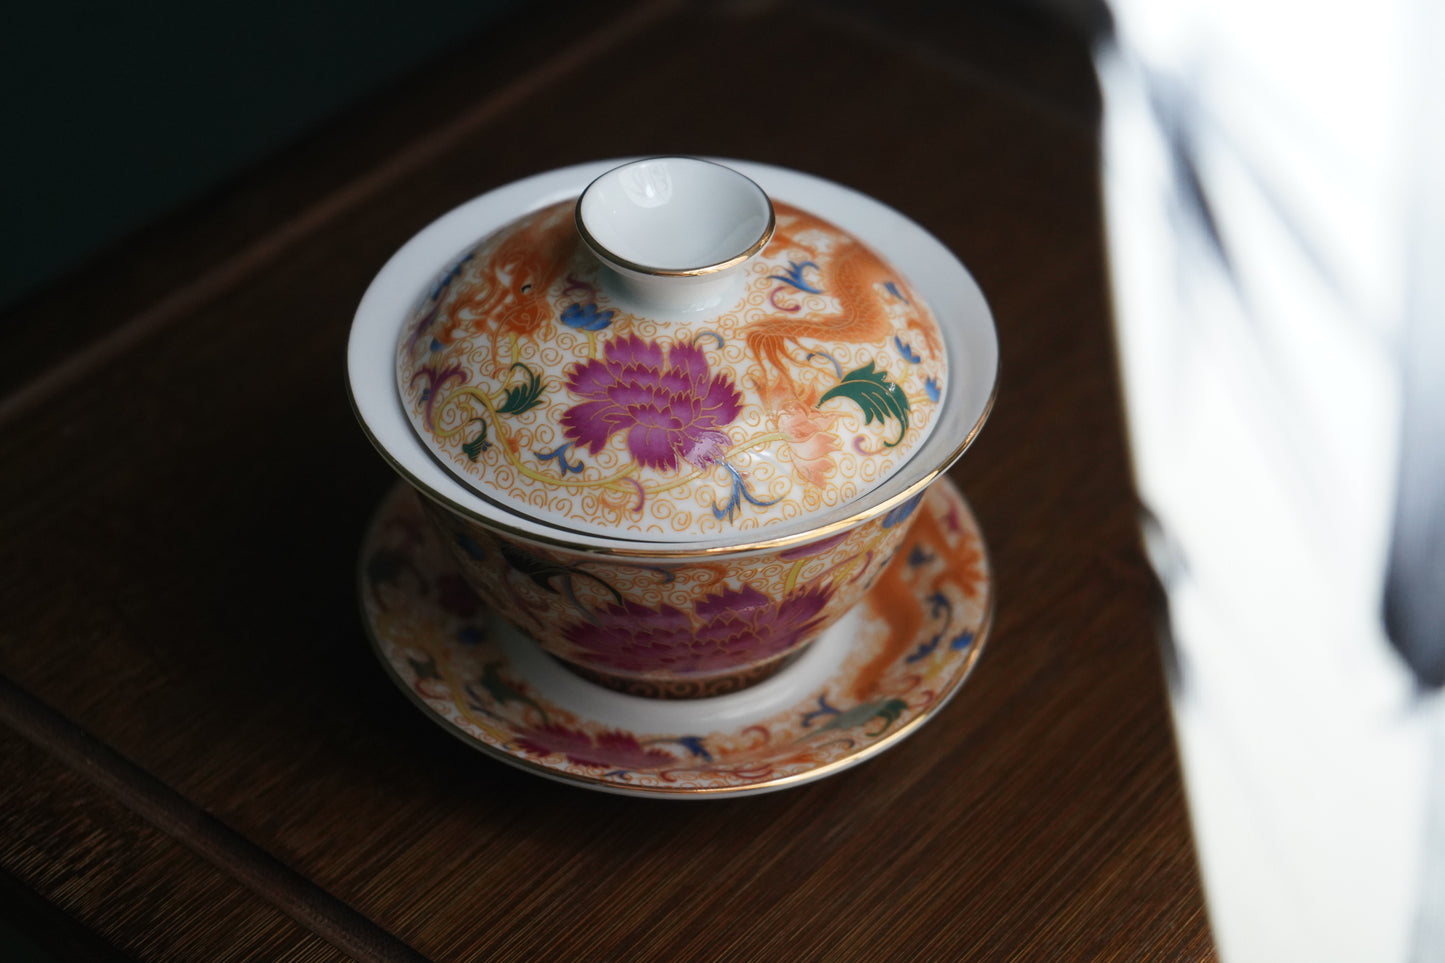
[564, 582, 834, 677]
[560, 335, 742, 471]
[513, 723, 675, 770]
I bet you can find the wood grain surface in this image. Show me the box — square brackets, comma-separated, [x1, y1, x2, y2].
[0, 1, 1216, 959]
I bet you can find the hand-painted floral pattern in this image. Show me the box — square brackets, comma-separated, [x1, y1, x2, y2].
[360, 478, 992, 796]
[513, 724, 675, 770]
[395, 200, 950, 538]
[559, 302, 614, 331]
[563, 583, 832, 677]
[758, 376, 842, 487]
[419, 473, 911, 695]
[560, 335, 742, 472]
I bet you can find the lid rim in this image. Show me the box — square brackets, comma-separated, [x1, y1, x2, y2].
[352, 157, 998, 556]
[348, 377, 998, 559]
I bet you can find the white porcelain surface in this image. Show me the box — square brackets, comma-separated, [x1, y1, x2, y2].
[578, 158, 774, 312]
[578, 157, 772, 271]
[350, 158, 997, 552]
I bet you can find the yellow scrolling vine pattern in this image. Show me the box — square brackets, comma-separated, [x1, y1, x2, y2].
[396, 200, 948, 538]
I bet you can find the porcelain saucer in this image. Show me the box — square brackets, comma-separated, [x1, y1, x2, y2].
[359, 478, 993, 798]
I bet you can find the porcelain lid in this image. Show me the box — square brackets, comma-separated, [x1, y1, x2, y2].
[394, 157, 948, 542]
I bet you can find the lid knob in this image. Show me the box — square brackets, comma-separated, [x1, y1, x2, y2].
[575, 157, 775, 313]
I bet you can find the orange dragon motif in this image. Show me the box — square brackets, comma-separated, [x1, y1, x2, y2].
[745, 206, 943, 386]
[431, 202, 582, 367]
[849, 498, 984, 702]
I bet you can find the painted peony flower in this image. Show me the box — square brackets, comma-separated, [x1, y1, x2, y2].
[513, 724, 676, 770]
[757, 376, 842, 487]
[560, 335, 742, 471]
[564, 582, 834, 677]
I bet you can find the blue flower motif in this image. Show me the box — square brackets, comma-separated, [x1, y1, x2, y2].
[671, 736, 712, 761]
[906, 633, 941, 663]
[894, 336, 921, 364]
[924, 377, 941, 403]
[534, 442, 586, 476]
[801, 694, 841, 727]
[882, 493, 924, 529]
[560, 302, 615, 331]
[429, 252, 472, 300]
[711, 462, 783, 523]
[453, 532, 488, 561]
[768, 260, 823, 293]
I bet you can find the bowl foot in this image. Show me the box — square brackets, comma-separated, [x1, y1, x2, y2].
[551, 648, 807, 699]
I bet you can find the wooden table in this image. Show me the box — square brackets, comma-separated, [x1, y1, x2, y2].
[0, 1, 1216, 958]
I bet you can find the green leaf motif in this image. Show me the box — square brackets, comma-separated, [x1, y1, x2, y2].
[477, 661, 548, 724]
[408, 653, 441, 682]
[816, 361, 911, 447]
[497, 541, 624, 608]
[810, 697, 910, 739]
[462, 417, 490, 461]
[497, 362, 545, 415]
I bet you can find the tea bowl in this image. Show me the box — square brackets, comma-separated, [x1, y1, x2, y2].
[348, 157, 997, 697]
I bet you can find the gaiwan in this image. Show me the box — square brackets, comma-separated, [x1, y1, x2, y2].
[350, 157, 997, 697]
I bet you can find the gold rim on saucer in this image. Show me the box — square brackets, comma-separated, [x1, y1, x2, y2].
[358, 477, 994, 798]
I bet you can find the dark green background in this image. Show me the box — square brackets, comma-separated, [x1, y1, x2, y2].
[0, 0, 522, 312]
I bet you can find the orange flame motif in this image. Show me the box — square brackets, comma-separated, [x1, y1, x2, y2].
[745, 209, 944, 386]
[445, 204, 580, 366]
